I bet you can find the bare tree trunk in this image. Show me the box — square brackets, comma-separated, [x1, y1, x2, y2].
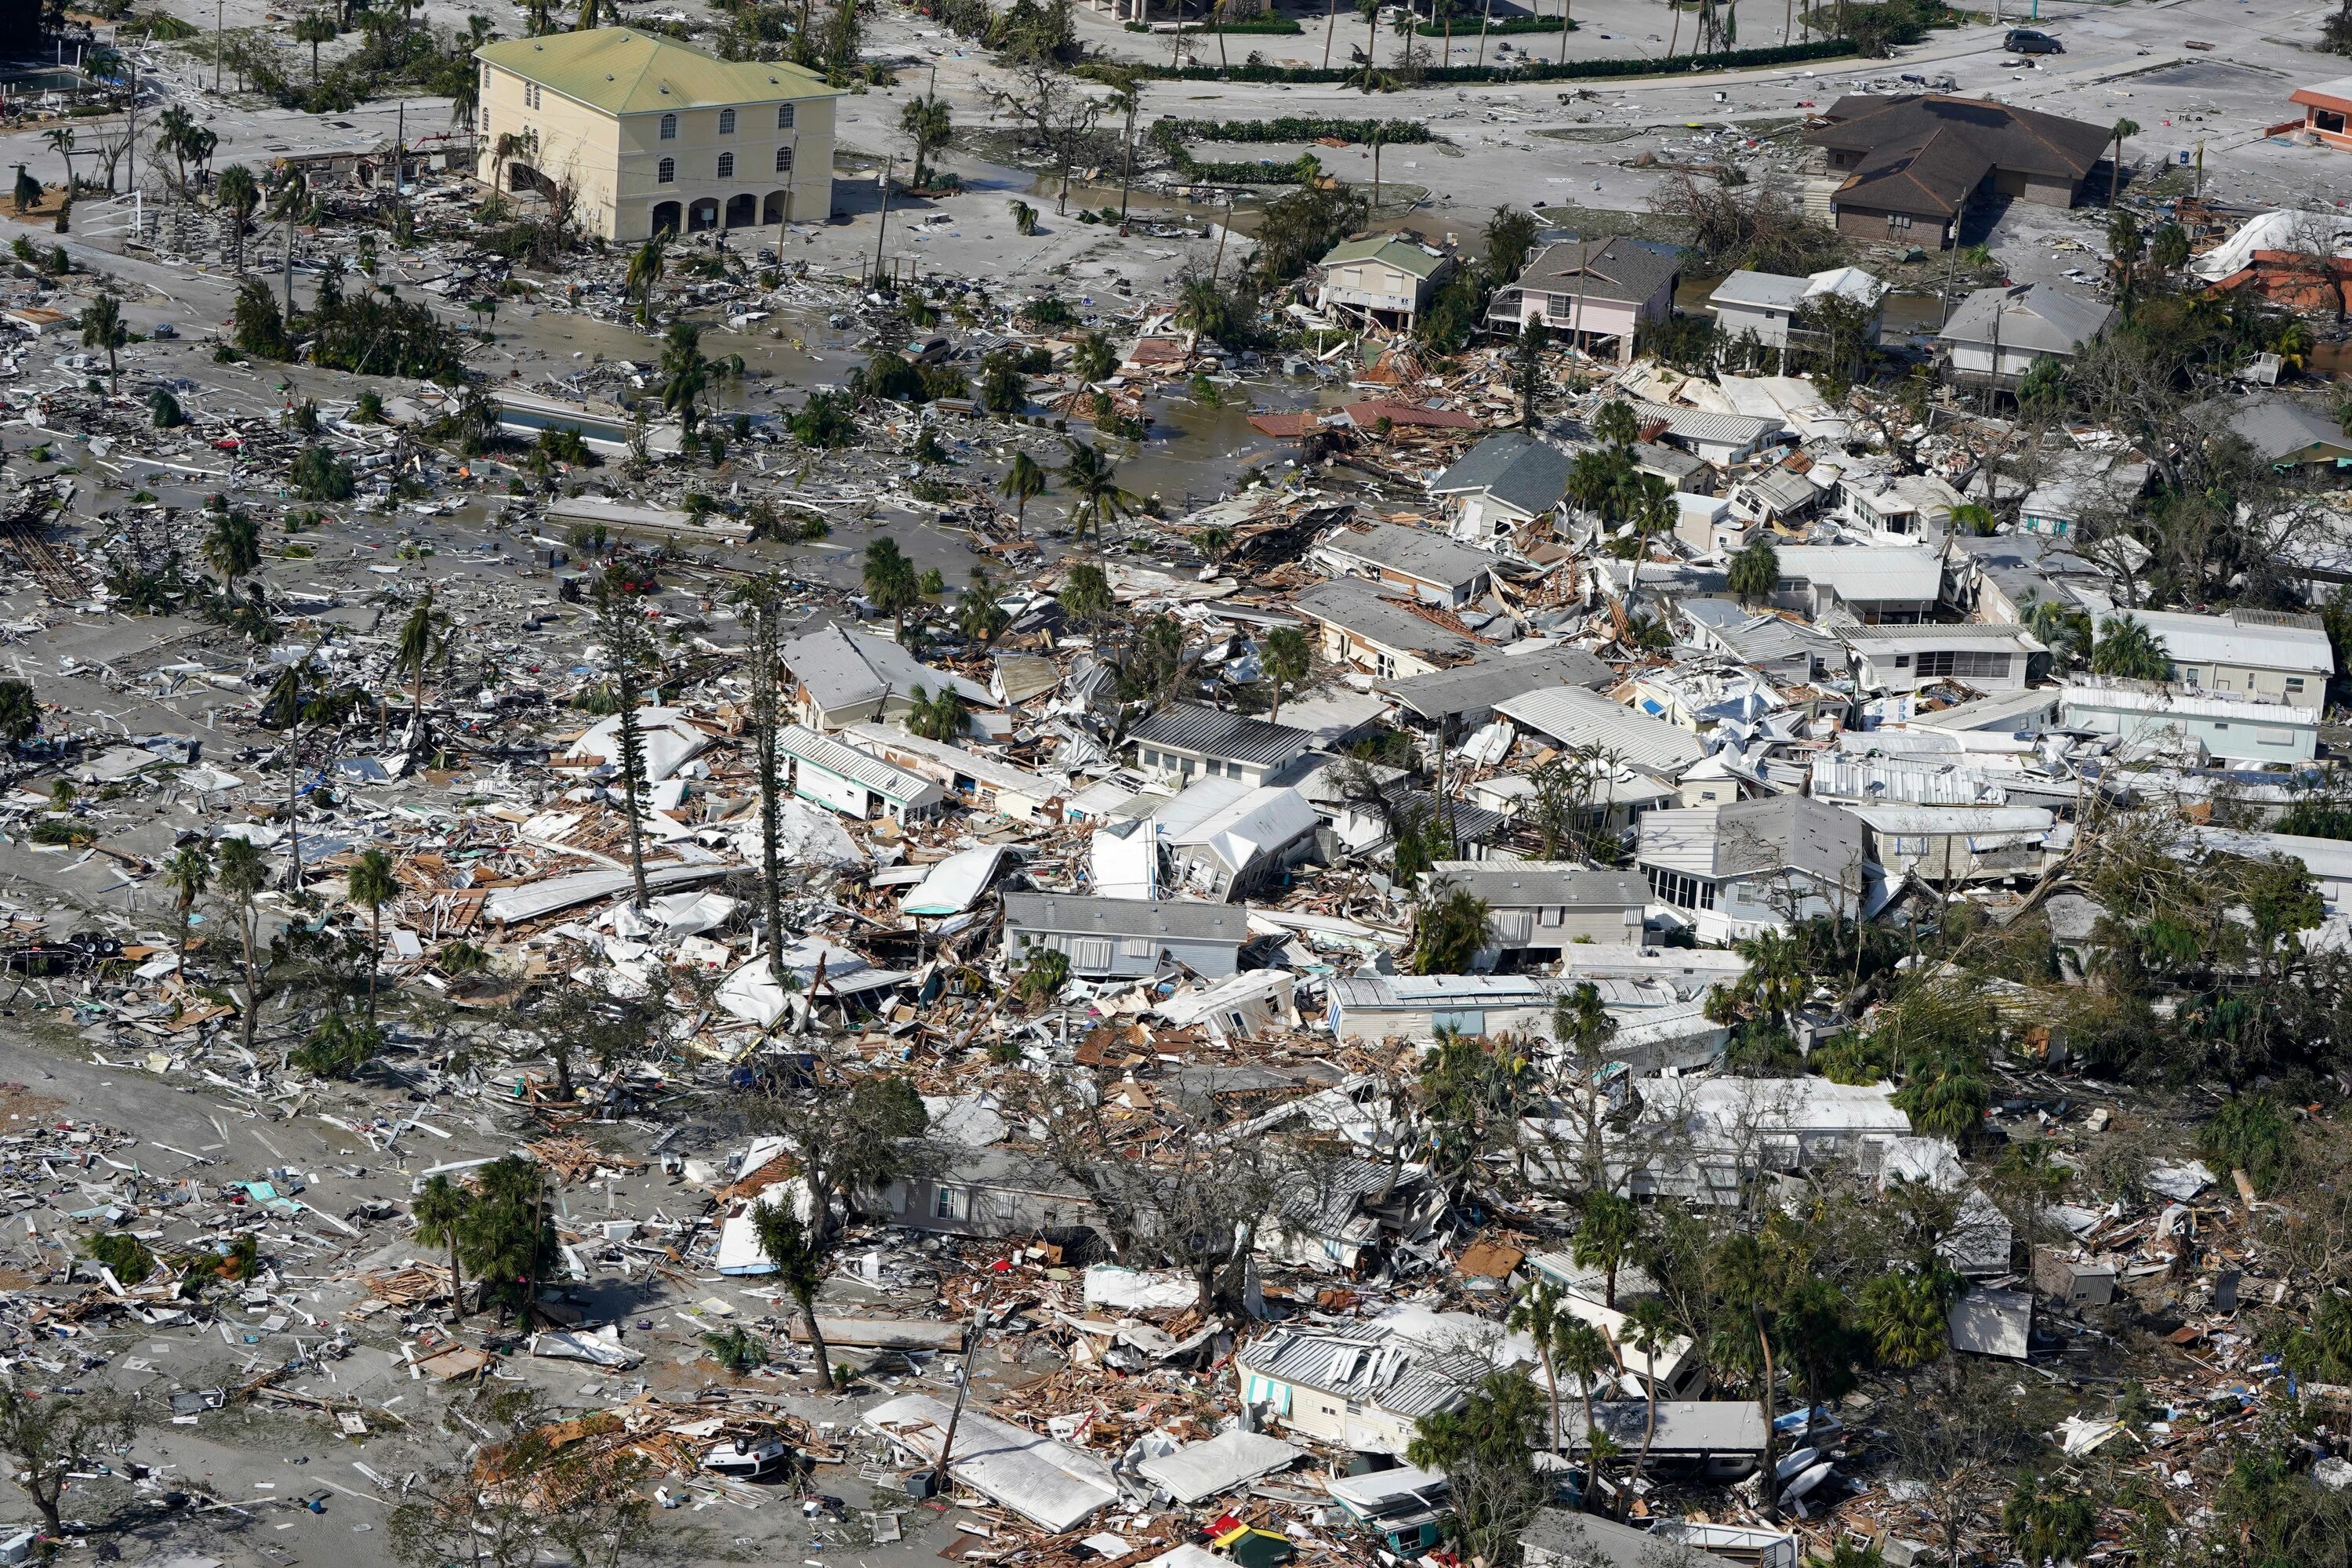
[800, 1297, 833, 1387]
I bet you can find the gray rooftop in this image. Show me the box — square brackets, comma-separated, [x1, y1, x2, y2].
[1319, 522, 1499, 590]
[2216, 395, 2352, 464]
[1515, 236, 1683, 307]
[1424, 862, 1649, 909]
[1428, 431, 1574, 518]
[1294, 579, 1484, 662]
[1939, 281, 2114, 356]
[1127, 704, 1313, 768]
[1378, 647, 1616, 720]
[1000, 892, 1245, 945]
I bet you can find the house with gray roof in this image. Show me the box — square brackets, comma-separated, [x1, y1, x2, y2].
[1294, 578, 1484, 678]
[1422, 860, 1650, 960]
[1236, 1318, 1524, 1456]
[778, 724, 948, 822]
[2209, 394, 2352, 470]
[1624, 399, 1788, 467]
[1378, 647, 1616, 730]
[779, 621, 996, 731]
[1635, 793, 1870, 944]
[1937, 281, 2114, 390]
[1679, 601, 1842, 683]
[1428, 431, 1573, 543]
[1001, 892, 1247, 979]
[1125, 704, 1312, 788]
[1485, 236, 1681, 363]
[1315, 521, 1497, 607]
[1842, 622, 2044, 694]
[2125, 606, 2335, 702]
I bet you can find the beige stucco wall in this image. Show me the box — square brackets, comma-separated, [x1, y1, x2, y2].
[475, 62, 835, 241]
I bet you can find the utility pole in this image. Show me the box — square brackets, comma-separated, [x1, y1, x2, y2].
[870, 155, 892, 290]
[215, 0, 223, 94]
[1117, 83, 1137, 228]
[283, 204, 296, 317]
[1210, 191, 1232, 281]
[124, 62, 135, 200]
[1371, 130, 1381, 216]
[929, 1283, 999, 1494]
[1475, 0, 1490, 67]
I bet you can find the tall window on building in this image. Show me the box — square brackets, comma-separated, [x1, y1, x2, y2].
[656, 157, 675, 183]
[659, 112, 677, 140]
[524, 82, 541, 109]
[717, 152, 734, 177]
[718, 107, 736, 133]
[775, 146, 793, 172]
[777, 103, 795, 129]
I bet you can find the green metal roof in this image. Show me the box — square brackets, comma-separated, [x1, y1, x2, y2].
[1319, 235, 1449, 278]
[474, 27, 837, 114]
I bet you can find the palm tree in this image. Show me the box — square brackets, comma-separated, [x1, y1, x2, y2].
[293, 10, 339, 82]
[215, 836, 267, 1058]
[1553, 1318, 1614, 1508]
[626, 232, 666, 326]
[43, 128, 75, 192]
[862, 536, 920, 638]
[264, 660, 315, 891]
[392, 587, 448, 750]
[215, 163, 259, 271]
[593, 573, 655, 910]
[412, 1173, 472, 1320]
[1732, 927, 1807, 1033]
[203, 510, 262, 601]
[1261, 625, 1309, 724]
[898, 93, 952, 189]
[996, 452, 1047, 535]
[347, 848, 398, 1020]
[1711, 1231, 1785, 1514]
[1174, 272, 1229, 342]
[1622, 1298, 1674, 1498]
[1508, 1280, 1570, 1453]
[1059, 440, 1140, 550]
[2107, 116, 2140, 207]
[2091, 614, 2170, 680]
[1355, 0, 1379, 74]
[1572, 1192, 1640, 1310]
[162, 840, 212, 976]
[78, 296, 124, 395]
[1726, 539, 1779, 607]
[1626, 473, 1675, 595]
[659, 318, 709, 441]
[154, 104, 197, 195]
[1071, 329, 1116, 387]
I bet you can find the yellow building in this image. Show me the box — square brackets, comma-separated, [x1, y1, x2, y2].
[474, 27, 837, 242]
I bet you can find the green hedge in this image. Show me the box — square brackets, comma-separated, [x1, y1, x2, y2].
[1106, 35, 1853, 81]
[1155, 114, 1432, 144]
[1418, 13, 1569, 31]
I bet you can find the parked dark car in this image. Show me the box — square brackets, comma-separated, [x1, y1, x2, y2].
[2005, 27, 2063, 52]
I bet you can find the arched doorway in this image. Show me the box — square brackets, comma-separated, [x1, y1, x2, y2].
[724, 192, 757, 228]
[688, 199, 719, 232]
[761, 189, 789, 224]
[650, 201, 681, 236]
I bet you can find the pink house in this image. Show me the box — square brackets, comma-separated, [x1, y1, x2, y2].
[1485, 237, 1681, 363]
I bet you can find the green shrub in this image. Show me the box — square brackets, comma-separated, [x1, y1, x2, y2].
[2201, 1094, 2292, 1195]
[84, 1231, 155, 1284]
[1092, 36, 1851, 84]
[703, 1325, 771, 1373]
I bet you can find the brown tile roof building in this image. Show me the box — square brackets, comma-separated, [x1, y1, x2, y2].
[1804, 95, 2111, 247]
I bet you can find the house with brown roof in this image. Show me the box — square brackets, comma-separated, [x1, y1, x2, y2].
[1804, 95, 2111, 249]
